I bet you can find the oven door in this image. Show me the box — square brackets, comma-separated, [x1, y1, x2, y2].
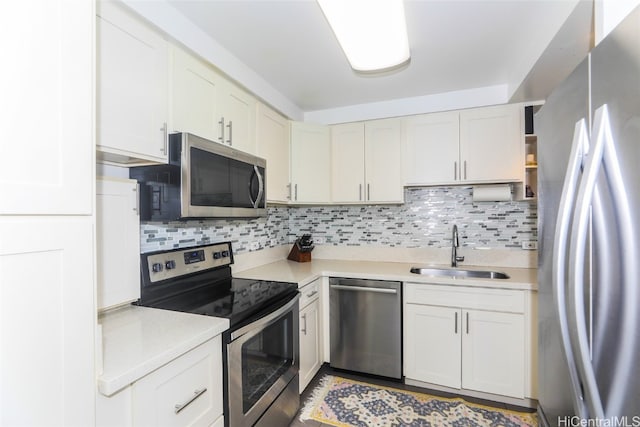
[226, 294, 300, 427]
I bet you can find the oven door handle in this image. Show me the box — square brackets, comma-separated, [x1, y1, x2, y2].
[231, 293, 300, 341]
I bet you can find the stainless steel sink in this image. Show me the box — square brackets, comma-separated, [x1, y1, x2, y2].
[409, 267, 510, 280]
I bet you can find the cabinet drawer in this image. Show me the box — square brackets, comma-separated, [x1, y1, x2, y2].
[299, 278, 320, 309]
[133, 336, 223, 427]
[404, 283, 525, 313]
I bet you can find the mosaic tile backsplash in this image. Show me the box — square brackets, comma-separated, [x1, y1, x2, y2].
[140, 186, 537, 254]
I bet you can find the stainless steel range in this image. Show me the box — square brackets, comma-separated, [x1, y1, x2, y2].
[136, 242, 300, 427]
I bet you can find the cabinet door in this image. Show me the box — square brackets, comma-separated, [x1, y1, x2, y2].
[0, 0, 93, 215]
[299, 299, 322, 393]
[219, 79, 256, 154]
[171, 46, 221, 143]
[461, 310, 525, 398]
[404, 304, 461, 389]
[0, 218, 95, 426]
[96, 177, 141, 310]
[331, 122, 365, 203]
[459, 104, 522, 182]
[290, 122, 331, 203]
[256, 103, 291, 203]
[97, 0, 168, 164]
[365, 118, 403, 203]
[402, 111, 459, 185]
[133, 336, 223, 427]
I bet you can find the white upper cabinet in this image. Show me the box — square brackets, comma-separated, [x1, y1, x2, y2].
[256, 102, 291, 203]
[97, 0, 169, 165]
[290, 122, 331, 203]
[364, 118, 403, 203]
[402, 104, 523, 186]
[331, 122, 365, 203]
[170, 45, 257, 154]
[0, 0, 93, 215]
[170, 45, 222, 143]
[402, 111, 460, 185]
[459, 104, 522, 182]
[218, 79, 257, 154]
[331, 119, 403, 204]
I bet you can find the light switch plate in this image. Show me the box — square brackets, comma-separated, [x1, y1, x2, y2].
[522, 241, 538, 250]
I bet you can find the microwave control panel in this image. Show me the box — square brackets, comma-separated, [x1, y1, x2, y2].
[145, 242, 232, 283]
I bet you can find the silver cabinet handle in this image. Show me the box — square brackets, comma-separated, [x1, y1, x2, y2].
[330, 284, 397, 294]
[218, 116, 225, 143]
[367, 183, 370, 201]
[301, 313, 307, 335]
[287, 183, 292, 200]
[160, 122, 168, 155]
[359, 184, 362, 201]
[226, 120, 233, 146]
[306, 290, 318, 298]
[454, 311, 458, 334]
[464, 160, 467, 180]
[133, 184, 139, 214]
[454, 162, 458, 180]
[466, 312, 469, 334]
[174, 388, 207, 414]
[294, 184, 298, 201]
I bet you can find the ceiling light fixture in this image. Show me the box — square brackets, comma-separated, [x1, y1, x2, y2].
[317, 0, 411, 73]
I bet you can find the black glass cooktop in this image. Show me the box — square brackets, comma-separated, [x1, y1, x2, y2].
[138, 276, 298, 328]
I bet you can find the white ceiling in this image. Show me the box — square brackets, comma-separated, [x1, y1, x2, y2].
[129, 0, 591, 122]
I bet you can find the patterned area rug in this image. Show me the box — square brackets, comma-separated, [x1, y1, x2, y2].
[299, 375, 537, 427]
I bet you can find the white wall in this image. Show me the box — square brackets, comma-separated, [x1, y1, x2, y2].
[595, 0, 640, 43]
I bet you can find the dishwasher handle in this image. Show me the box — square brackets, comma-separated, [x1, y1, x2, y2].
[330, 284, 398, 294]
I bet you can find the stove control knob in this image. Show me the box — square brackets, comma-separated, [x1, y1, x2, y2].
[222, 250, 230, 258]
[152, 262, 163, 273]
[213, 252, 222, 260]
[165, 260, 176, 270]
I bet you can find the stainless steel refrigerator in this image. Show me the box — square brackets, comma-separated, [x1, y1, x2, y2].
[536, 6, 640, 426]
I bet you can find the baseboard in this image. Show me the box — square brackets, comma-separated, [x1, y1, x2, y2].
[404, 378, 538, 409]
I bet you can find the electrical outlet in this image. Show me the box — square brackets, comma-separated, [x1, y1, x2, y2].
[250, 241, 260, 251]
[521, 241, 538, 250]
[315, 236, 325, 244]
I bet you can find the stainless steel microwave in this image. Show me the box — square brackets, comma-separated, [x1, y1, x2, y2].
[130, 132, 266, 220]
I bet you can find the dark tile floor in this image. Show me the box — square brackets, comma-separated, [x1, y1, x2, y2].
[290, 364, 535, 427]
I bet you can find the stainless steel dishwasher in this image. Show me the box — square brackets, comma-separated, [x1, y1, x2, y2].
[329, 277, 402, 379]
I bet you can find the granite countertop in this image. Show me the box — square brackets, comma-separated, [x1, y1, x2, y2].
[97, 305, 229, 396]
[235, 259, 537, 291]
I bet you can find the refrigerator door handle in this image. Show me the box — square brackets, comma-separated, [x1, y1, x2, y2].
[553, 118, 590, 419]
[572, 104, 638, 418]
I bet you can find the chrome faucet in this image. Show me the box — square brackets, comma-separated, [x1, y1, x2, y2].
[451, 224, 465, 267]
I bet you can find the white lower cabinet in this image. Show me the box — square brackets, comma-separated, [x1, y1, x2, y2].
[299, 279, 322, 393]
[461, 309, 524, 397]
[97, 336, 224, 427]
[404, 283, 529, 400]
[404, 304, 462, 389]
[133, 336, 224, 427]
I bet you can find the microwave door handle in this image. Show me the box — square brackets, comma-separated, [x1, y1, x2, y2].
[247, 165, 264, 209]
[248, 167, 258, 208]
[255, 166, 264, 208]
